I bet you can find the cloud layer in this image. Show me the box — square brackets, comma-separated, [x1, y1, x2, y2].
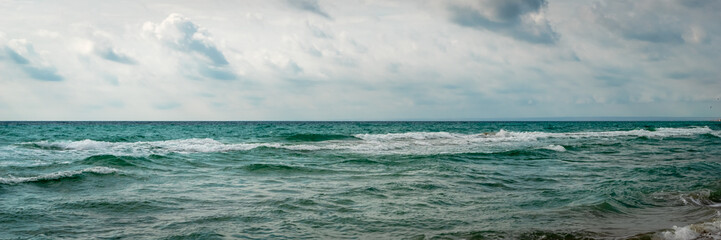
[0, 0, 719, 120]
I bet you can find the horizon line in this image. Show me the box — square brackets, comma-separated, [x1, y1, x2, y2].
[1, 117, 720, 122]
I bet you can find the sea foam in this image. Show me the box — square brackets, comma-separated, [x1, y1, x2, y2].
[659, 217, 721, 240]
[0, 167, 119, 184]
[18, 126, 714, 156]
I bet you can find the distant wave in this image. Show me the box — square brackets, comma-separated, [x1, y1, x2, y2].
[0, 167, 119, 185]
[15, 127, 716, 156]
[354, 126, 715, 142]
[283, 133, 360, 142]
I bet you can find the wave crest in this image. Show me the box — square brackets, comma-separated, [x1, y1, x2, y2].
[0, 167, 119, 185]
[15, 126, 714, 156]
[658, 218, 721, 240]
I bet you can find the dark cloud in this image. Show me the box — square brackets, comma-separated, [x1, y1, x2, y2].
[287, 0, 331, 19]
[4, 40, 63, 81]
[482, 0, 546, 22]
[448, 0, 557, 44]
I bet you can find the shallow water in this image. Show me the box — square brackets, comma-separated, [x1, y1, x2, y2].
[1, 121, 720, 239]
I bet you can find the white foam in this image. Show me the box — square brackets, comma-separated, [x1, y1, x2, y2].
[355, 132, 460, 141]
[711, 131, 721, 138]
[17, 126, 714, 156]
[0, 167, 119, 184]
[353, 126, 713, 143]
[659, 218, 721, 240]
[541, 145, 566, 152]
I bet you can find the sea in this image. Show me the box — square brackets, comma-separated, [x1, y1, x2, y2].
[1, 121, 720, 239]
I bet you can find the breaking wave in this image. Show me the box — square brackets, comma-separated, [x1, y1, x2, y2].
[657, 217, 721, 240]
[16, 127, 715, 156]
[354, 126, 715, 141]
[0, 167, 119, 185]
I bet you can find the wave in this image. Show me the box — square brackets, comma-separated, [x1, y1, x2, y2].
[237, 163, 337, 174]
[284, 133, 360, 142]
[14, 126, 715, 156]
[541, 144, 567, 152]
[656, 218, 721, 240]
[354, 126, 715, 142]
[78, 154, 145, 167]
[58, 199, 173, 213]
[0, 167, 119, 185]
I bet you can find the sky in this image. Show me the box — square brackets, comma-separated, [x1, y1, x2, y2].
[0, 0, 720, 120]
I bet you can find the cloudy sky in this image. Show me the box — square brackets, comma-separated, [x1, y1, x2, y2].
[1, 0, 720, 120]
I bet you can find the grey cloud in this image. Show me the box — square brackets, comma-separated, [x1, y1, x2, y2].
[594, 75, 629, 87]
[4, 39, 63, 81]
[287, 0, 331, 19]
[90, 32, 137, 64]
[448, 0, 557, 44]
[145, 14, 236, 80]
[590, 1, 704, 45]
[666, 71, 716, 84]
[481, 0, 546, 22]
[200, 66, 237, 80]
[626, 31, 684, 44]
[594, 15, 684, 44]
[678, 0, 721, 9]
[150, 14, 228, 65]
[95, 47, 137, 64]
[6, 46, 30, 64]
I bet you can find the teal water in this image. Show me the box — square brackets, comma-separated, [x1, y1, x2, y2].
[1, 121, 720, 239]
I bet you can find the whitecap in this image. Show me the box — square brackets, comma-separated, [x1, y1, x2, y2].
[541, 145, 566, 152]
[659, 218, 721, 240]
[15, 126, 713, 156]
[0, 167, 119, 184]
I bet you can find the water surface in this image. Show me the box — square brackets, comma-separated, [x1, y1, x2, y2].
[1, 121, 720, 239]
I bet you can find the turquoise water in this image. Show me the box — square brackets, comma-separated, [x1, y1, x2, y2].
[1, 121, 720, 239]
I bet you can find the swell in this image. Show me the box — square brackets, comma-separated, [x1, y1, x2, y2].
[235, 163, 338, 174]
[0, 167, 119, 185]
[57, 199, 174, 213]
[78, 154, 148, 168]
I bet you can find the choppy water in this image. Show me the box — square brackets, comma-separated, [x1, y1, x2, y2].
[1, 121, 720, 239]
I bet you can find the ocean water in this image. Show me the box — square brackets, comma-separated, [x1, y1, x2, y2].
[1, 121, 720, 239]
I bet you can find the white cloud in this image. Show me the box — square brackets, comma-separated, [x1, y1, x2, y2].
[3, 38, 63, 81]
[89, 31, 137, 64]
[143, 13, 236, 80]
[35, 29, 60, 39]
